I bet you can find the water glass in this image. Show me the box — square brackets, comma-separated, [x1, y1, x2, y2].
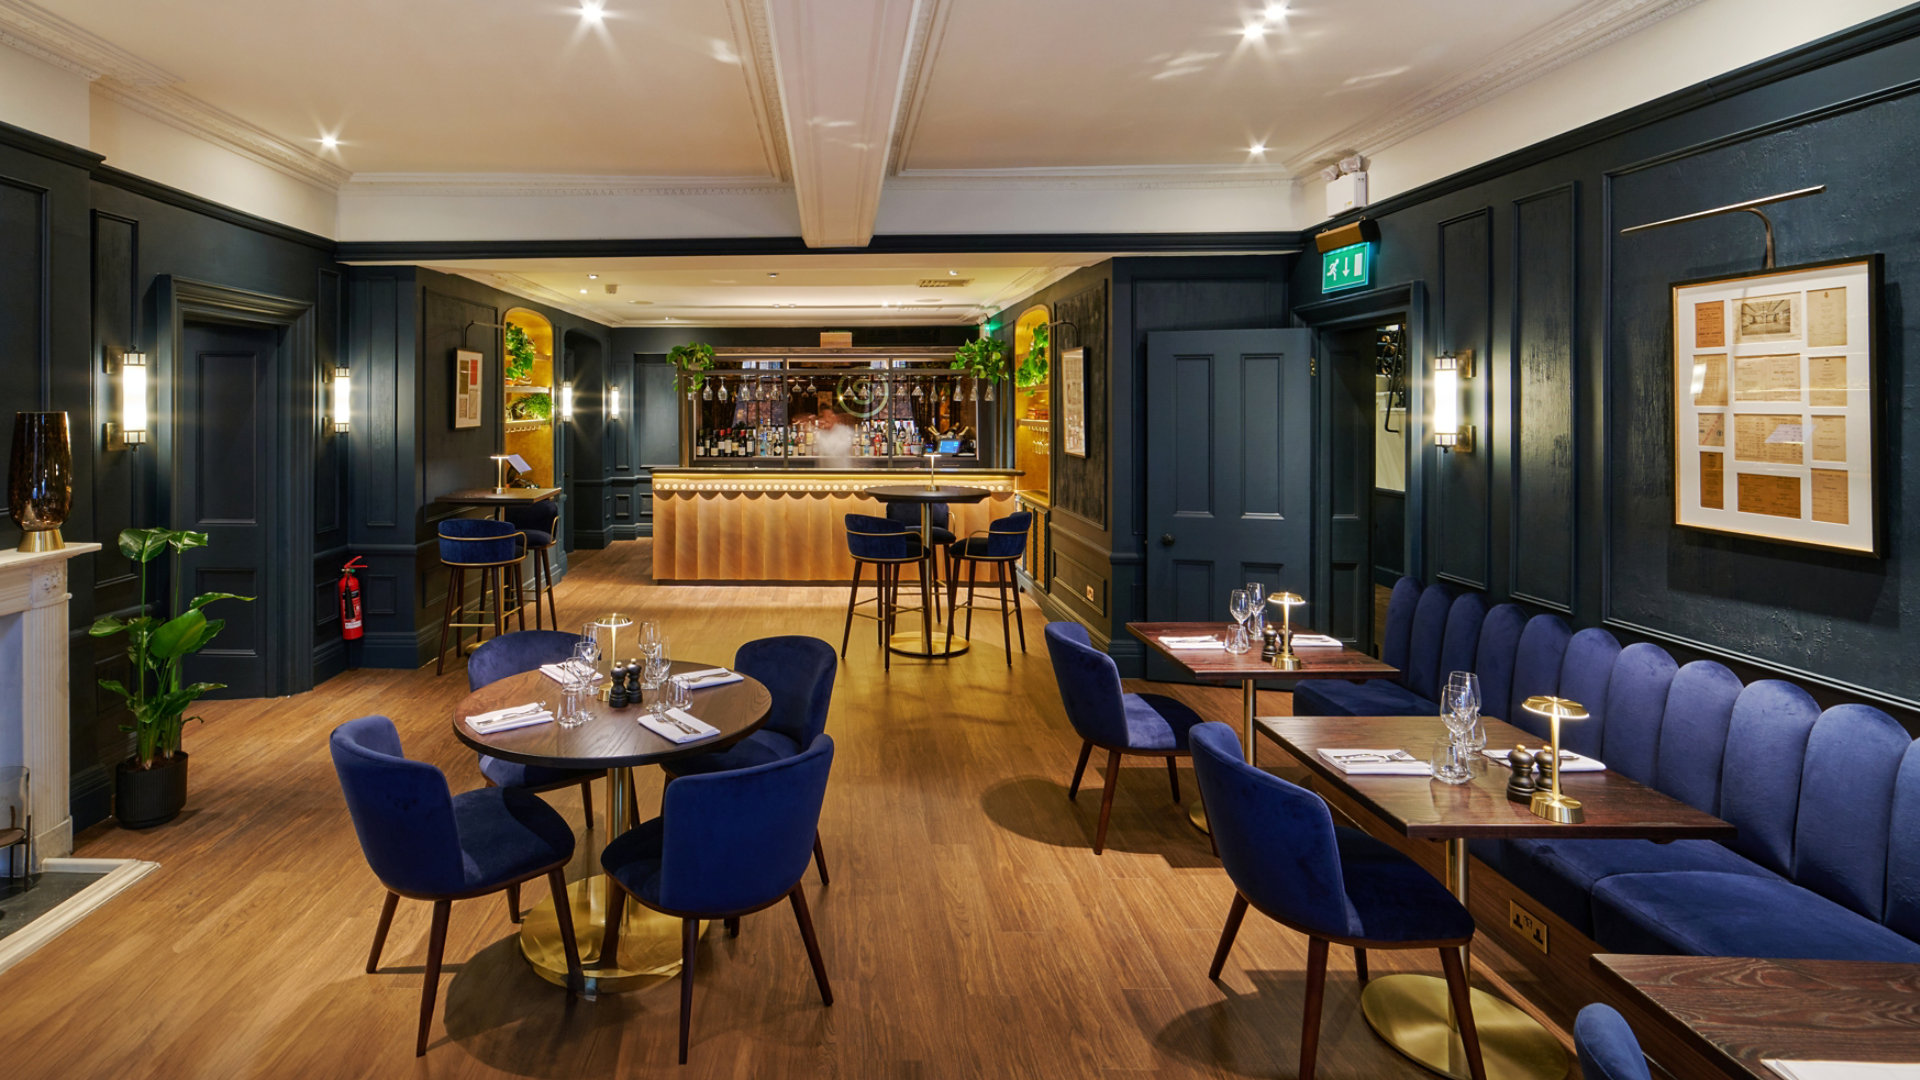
[667, 675, 692, 713]
[558, 670, 590, 728]
[1431, 737, 1474, 785]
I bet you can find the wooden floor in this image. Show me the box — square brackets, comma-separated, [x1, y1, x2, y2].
[4, 541, 1564, 1078]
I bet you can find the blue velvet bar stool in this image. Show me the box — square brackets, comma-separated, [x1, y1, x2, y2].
[661, 635, 837, 886]
[946, 510, 1032, 665]
[502, 498, 562, 629]
[841, 513, 928, 672]
[435, 518, 528, 675]
[1044, 621, 1204, 853]
[1575, 1004, 1653, 1080]
[1190, 721, 1487, 1080]
[330, 715, 584, 1057]
[886, 500, 952, 624]
[600, 734, 836, 1065]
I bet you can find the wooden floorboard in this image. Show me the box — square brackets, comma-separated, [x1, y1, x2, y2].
[3, 540, 1565, 1078]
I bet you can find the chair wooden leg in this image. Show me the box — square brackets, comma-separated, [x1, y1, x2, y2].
[416, 899, 452, 1057]
[435, 569, 458, 675]
[678, 916, 698, 1065]
[1010, 561, 1027, 652]
[452, 569, 469, 658]
[1299, 936, 1330, 1080]
[625, 775, 640, 827]
[491, 566, 507, 638]
[996, 562, 1013, 667]
[506, 882, 521, 924]
[599, 881, 625, 967]
[366, 891, 400, 973]
[579, 778, 595, 830]
[1167, 756, 1181, 804]
[1208, 892, 1250, 979]
[1440, 947, 1488, 1080]
[724, 917, 740, 938]
[1093, 750, 1122, 854]
[965, 560, 978, 638]
[813, 833, 831, 886]
[1067, 740, 1094, 801]
[881, 566, 893, 673]
[548, 869, 583, 999]
[1355, 947, 1368, 984]
[513, 563, 528, 631]
[840, 561, 864, 658]
[790, 885, 833, 1006]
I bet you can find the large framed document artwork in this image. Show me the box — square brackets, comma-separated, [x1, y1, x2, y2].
[1671, 256, 1881, 555]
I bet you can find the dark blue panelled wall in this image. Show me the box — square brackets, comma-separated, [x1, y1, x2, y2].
[1287, 8, 1920, 716]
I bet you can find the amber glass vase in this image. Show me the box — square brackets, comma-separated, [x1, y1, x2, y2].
[9, 411, 72, 553]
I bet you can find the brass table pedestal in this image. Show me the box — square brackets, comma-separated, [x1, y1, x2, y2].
[1187, 678, 1260, 835]
[1360, 974, 1566, 1080]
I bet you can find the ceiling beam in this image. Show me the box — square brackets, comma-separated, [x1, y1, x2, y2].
[760, 0, 923, 248]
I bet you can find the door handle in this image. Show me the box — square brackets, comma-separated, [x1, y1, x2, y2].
[1160, 533, 1176, 547]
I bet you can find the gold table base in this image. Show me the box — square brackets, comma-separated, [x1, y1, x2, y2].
[888, 629, 969, 658]
[520, 876, 708, 995]
[1360, 974, 1568, 1080]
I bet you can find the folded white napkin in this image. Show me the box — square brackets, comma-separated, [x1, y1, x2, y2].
[678, 667, 745, 689]
[1766, 1062, 1920, 1080]
[1159, 636, 1226, 650]
[638, 707, 721, 744]
[1481, 747, 1605, 772]
[1318, 748, 1432, 776]
[1291, 634, 1343, 648]
[467, 704, 554, 733]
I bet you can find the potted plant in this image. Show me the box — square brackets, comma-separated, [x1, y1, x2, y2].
[505, 323, 538, 385]
[668, 342, 716, 398]
[1016, 323, 1049, 389]
[950, 336, 1010, 400]
[89, 528, 251, 828]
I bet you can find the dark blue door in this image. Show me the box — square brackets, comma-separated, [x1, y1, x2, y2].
[1145, 329, 1314, 683]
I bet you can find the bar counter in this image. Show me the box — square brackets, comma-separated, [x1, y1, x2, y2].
[652, 468, 1022, 582]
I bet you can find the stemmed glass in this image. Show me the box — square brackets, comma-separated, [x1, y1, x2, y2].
[1227, 588, 1255, 654]
[643, 646, 672, 714]
[1434, 671, 1482, 783]
[1243, 579, 1268, 645]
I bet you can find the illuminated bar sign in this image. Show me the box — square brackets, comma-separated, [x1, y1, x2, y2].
[1322, 241, 1372, 293]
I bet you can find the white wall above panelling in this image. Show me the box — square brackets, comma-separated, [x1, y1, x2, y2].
[875, 170, 1306, 235]
[334, 178, 802, 242]
[0, 43, 89, 147]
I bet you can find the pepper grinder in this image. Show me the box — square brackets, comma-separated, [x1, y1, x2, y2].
[608, 663, 629, 708]
[1261, 623, 1279, 661]
[1505, 745, 1538, 804]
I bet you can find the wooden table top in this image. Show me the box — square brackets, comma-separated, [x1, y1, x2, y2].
[451, 661, 771, 770]
[1258, 716, 1736, 841]
[1593, 954, 1920, 1079]
[1127, 622, 1399, 683]
[438, 486, 563, 505]
[863, 484, 993, 503]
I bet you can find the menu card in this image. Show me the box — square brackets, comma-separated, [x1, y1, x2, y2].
[1765, 1063, 1920, 1080]
[1318, 749, 1431, 776]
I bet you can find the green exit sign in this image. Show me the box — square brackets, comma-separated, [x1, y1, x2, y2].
[1322, 242, 1372, 293]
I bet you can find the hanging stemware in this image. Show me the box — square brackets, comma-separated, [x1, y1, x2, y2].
[701, 380, 713, 401]
[717, 379, 730, 402]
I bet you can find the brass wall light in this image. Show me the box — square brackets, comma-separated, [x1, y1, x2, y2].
[608, 384, 622, 420]
[559, 382, 574, 421]
[1431, 349, 1472, 452]
[331, 367, 351, 434]
[105, 350, 149, 450]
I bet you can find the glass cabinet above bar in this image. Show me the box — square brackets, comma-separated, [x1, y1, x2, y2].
[685, 347, 979, 467]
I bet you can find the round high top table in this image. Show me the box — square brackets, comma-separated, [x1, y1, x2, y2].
[864, 484, 991, 658]
[453, 661, 772, 995]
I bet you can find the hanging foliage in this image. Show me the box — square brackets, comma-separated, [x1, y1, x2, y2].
[505, 323, 538, 384]
[1015, 323, 1049, 389]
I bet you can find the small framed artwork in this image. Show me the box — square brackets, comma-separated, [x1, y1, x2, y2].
[1061, 346, 1086, 458]
[454, 348, 483, 429]
[1671, 255, 1880, 555]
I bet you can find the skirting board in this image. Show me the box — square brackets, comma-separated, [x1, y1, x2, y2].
[0, 858, 159, 977]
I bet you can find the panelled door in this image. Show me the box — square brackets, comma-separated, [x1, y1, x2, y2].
[176, 320, 281, 699]
[1145, 329, 1315, 683]
[1318, 330, 1376, 646]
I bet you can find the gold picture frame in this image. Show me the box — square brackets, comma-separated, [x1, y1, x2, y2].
[1670, 255, 1880, 555]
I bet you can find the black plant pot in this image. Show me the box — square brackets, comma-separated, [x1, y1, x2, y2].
[115, 752, 189, 829]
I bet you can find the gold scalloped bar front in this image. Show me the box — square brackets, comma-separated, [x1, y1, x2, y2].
[650, 469, 1021, 583]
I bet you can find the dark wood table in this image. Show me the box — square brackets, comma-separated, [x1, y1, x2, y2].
[437, 485, 563, 518]
[1261, 716, 1735, 1080]
[454, 661, 771, 995]
[1593, 954, 1920, 1080]
[865, 484, 992, 658]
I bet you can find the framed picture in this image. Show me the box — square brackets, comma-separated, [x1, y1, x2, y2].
[1061, 346, 1086, 458]
[1671, 255, 1880, 555]
[454, 348, 483, 429]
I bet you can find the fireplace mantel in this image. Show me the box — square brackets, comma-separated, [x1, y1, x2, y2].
[0, 541, 101, 871]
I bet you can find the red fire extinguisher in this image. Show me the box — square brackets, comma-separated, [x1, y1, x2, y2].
[339, 556, 366, 641]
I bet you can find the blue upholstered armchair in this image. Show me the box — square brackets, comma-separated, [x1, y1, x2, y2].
[600, 734, 837, 1064]
[467, 631, 609, 851]
[1574, 1004, 1652, 1080]
[330, 715, 583, 1057]
[1044, 621, 1203, 854]
[842, 513, 928, 670]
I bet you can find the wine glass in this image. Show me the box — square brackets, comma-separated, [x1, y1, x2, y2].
[644, 649, 673, 712]
[637, 620, 661, 655]
[1440, 671, 1483, 775]
[1227, 588, 1255, 654]
[1243, 579, 1268, 642]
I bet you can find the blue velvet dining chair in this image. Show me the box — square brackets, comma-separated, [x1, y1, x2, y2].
[330, 715, 584, 1057]
[662, 635, 837, 885]
[600, 734, 836, 1064]
[1190, 721, 1487, 1080]
[1044, 621, 1205, 854]
[1574, 1003, 1653, 1080]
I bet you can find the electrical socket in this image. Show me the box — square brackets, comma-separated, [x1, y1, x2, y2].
[1508, 901, 1549, 954]
[1084, 585, 1095, 602]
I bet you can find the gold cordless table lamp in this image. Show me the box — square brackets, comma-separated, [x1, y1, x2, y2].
[1267, 592, 1305, 670]
[1521, 695, 1589, 823]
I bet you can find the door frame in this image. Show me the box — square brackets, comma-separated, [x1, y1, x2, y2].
[154, 276, 316, 698]
[1293, 282, 1429, 596]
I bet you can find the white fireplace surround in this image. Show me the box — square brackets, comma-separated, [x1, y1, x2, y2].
[0, 541, 100, 871]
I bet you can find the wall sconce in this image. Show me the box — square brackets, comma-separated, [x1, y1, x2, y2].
[331, 367, 351, 433]
[1432, 349, 1473, 452]
[559, 382, 574, 421]
[105, 350, 149, 450]
[607, 384, 621, 420]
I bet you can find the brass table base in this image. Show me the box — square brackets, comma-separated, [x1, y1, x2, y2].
[888, 630, 969, 658]
[1187, 799, 1210, 834]
[520, 876, 708, 995]
[1360, 973, 1568, 1080]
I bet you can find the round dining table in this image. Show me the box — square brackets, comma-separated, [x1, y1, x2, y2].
[864, 483, 992, 658]
[453, 660, 772, 994]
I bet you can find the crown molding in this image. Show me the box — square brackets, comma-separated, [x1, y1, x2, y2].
[886, 0, 950, 176]
[341, 173, 791, 198]
[1282, 0, 1706, 174]
[445, 269, 612, 324]
[0, 0, 172, 83]
[723, 0, 794, 182]
[892, 164, 1299, 191]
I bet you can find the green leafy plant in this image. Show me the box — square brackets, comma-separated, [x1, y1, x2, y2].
[1015, 322, 1049, 389]
[89, 528, 252, 769]
[668, 342, 717, 394]
[505, 323, 538, 384]
[950, 336, 1010, 385]
[508, 392, 553, 421]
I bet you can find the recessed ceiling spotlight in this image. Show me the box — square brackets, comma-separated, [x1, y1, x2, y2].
[579, 0, 605, 25]
[319, 133, 339, 150]
[1248, 141, 1267, 156]
[767, 272, 779, 278]
[1263, 1, 1289, 21]
[948, 269, 957, 276]
[1242, 22, 1265, 41]
[579, 288, 588, 294]
[587, 273, 599, 279]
